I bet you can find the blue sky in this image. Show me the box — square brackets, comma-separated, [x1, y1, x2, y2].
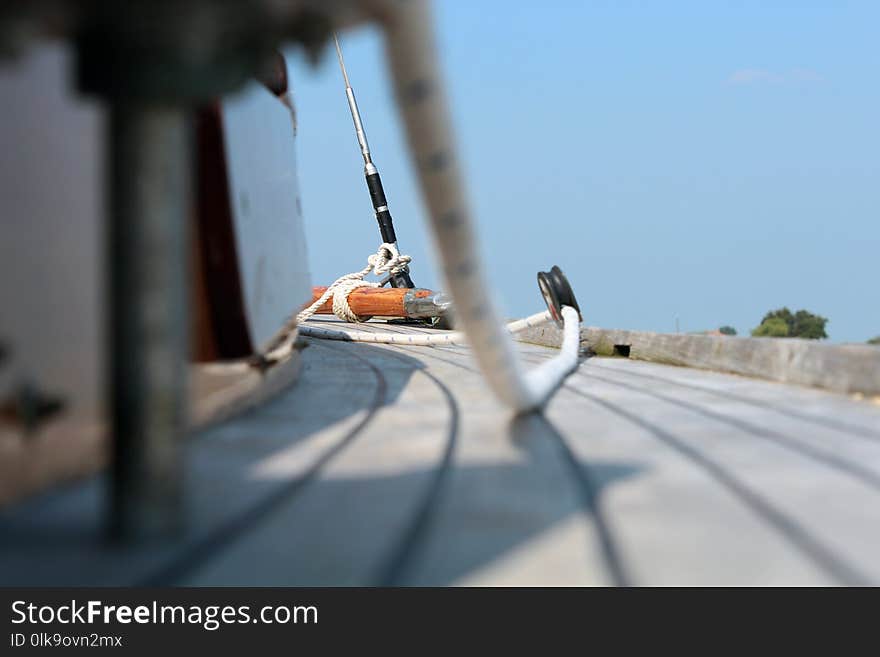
[283, 1, 879, 342]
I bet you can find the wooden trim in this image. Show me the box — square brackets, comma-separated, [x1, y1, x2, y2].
[193, 103, 253, 359]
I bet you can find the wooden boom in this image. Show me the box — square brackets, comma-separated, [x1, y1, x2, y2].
[308, 286, 435, 318]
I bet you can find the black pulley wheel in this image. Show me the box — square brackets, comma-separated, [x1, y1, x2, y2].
[537, 266, 581, 327]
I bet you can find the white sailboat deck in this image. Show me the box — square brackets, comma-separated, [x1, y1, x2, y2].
[3, 318, 880, 586]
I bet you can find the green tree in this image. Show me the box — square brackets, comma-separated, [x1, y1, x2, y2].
[719, 325, 737, 336]
[760, 307, 794, 328]
[868, 336, 880, 346]
[790, 310, 828, 339]
[751, 317, 789, 337]
[753, 307, 828, 339]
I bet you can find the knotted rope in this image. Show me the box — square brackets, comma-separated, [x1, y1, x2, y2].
[295, 243, 412, 324]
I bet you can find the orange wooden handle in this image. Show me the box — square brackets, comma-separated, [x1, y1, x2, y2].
[309, 286, 433, 317]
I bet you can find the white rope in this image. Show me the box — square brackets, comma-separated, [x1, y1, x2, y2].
[298, 309, 554, 345]
[261, 243, 413, 364]
[297, 305, 582, 412]
[523, 306, 581, 401]
[378, 1, 581, 412]
[294, 243, 412, 324]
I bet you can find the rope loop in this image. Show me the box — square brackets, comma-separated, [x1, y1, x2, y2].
[368, 243, 412, 278]
[294, 243, 412, 325]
